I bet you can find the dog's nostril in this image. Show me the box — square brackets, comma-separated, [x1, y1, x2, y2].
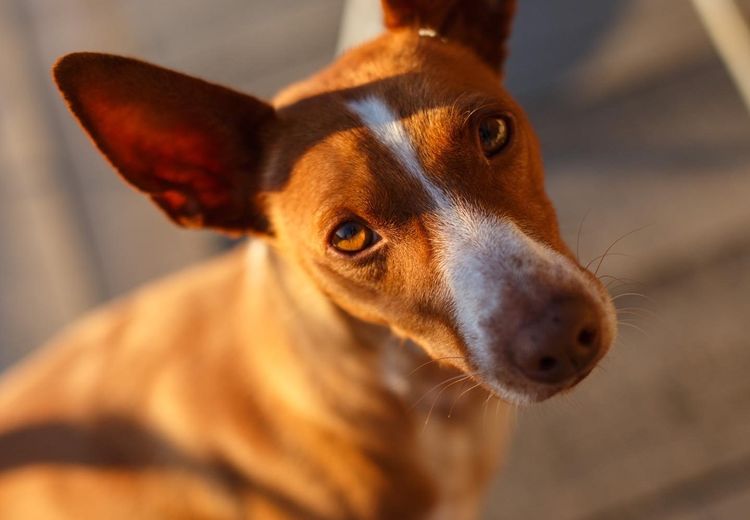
[538, 356, 558, 372]
[577, 327, 597, 348]
[511, 297, 604, 385]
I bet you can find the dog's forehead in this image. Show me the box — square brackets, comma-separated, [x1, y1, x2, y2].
[272, 78, 471, 184]
[274, 85, 518, 227]
[270, 32, 527, 223]
[274, 31, 512, 132]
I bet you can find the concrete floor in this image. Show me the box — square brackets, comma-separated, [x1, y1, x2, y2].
[1, 0, 749, 518]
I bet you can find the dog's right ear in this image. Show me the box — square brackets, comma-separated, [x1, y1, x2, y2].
[381, 0, 517, 75]
[53, 53, 276, 234]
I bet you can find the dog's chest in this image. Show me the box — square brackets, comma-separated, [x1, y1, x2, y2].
[380, 343, 512, 519]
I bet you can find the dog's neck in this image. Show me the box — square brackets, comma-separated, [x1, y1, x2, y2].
[237, 242, 511, 518]
[227, 240, 439, 516]
[240, 240, 418, 425]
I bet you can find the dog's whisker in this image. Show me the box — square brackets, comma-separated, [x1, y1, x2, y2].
[617, 321, 651, 338]
[616, 308, 659, 320]
[598, 275, 645, 291]
[605, 279, 637, 291]
[606, 280, 627, 290]
[616, 308, 654, 318]
[617, 306, 659, 315]
[408, 355, 467, 376]
[617, 307, 662, 324]
[482, 391, 493, 428]
[423, 375, 475, 429]
[611, 292, 651, 302]
[411, 373, 472, 410]
[584, 252, 632, 272]
[448, 382, 483, 418]
[590, 224, 652, 275]
[598, 274, 644, 285]
[575, 208, 592, 263]
[495, 397, 503, 421]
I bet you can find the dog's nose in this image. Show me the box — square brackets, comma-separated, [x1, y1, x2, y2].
[512, 297, 602, 385]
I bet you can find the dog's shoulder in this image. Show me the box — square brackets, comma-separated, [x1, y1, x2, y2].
[0, 245, 252, 423]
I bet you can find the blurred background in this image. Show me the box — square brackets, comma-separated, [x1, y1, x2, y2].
[1, 0, 749, 518]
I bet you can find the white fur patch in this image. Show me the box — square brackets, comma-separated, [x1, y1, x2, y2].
[433, 204, 616, 403]
[346, 96, 447, 204]
[346, 96, 616, 403]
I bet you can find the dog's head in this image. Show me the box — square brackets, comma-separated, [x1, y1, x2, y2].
[54, 0, 615, 404]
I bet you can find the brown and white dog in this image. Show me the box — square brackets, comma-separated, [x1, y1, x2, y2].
[0, 1, 616, 518]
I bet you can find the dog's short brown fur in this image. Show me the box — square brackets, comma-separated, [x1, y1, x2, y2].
[0, 1, 615, 518]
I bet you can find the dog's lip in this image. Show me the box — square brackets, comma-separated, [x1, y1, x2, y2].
[472, 371, 559, 405]
[520, 359, 603, 402]
[478, 362, 598, 404]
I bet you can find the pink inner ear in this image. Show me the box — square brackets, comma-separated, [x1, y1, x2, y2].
[85, 89, 234, 214]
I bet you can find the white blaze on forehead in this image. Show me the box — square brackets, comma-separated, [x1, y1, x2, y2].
[346, 96, 500, 368]
[346, 95, 615, 403]
[346, 96, 447, 204]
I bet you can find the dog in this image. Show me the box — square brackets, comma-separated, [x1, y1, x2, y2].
[0, 1, 616, 518]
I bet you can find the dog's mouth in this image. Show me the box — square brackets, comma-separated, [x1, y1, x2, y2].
[471, 358, 600, 406]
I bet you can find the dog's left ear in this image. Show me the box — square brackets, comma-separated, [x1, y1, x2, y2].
[381, 0, 517, 74]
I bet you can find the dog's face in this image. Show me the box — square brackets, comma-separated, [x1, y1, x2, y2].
[53, 1, 615, 404]
[266, 32, 616, 403]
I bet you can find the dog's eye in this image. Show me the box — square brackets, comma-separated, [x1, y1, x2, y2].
[331, 221, 377, 254]
[478, 116, 510, 157]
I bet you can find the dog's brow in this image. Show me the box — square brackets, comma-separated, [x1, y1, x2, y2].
[346, 95, 448, 206]
[447, 92, 502, 128]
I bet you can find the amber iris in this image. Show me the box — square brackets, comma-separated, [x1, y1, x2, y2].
[331, 221, 375, 253]
[478, 116, 510, 156]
